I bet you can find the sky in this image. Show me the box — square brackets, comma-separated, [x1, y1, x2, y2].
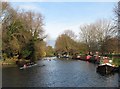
[9, 2, 116, 47]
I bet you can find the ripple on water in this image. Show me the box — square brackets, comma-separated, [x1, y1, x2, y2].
[2, 59, 119, 87]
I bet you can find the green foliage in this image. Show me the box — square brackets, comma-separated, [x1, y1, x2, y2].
[46, 46, 54, 57]
[55, 33, 79, 56]
[21, 49, 32, 59]
[2, 2, 46, 63]
[3, 53, 7, 59]
[9, 37, 20, 55]
[34, 40, 46, 59]
[113, 58, 120, 66]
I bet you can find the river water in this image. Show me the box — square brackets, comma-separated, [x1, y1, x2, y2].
[2, 58, 119, 87]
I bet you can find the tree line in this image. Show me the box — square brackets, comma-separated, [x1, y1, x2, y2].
[1, 2, 54, 63]
[1, 2, 120, 63]
[55, 3, 120, 56]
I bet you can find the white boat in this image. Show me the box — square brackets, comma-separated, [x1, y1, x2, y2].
[20, 64, 37, 69]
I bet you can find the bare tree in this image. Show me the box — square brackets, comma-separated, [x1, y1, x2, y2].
[114, 1, 120, 53]
[80, 23, 98, 52]
[80, 19, 115, 53]
[18, 11, 46, 41]
[63, 29, 77, 40]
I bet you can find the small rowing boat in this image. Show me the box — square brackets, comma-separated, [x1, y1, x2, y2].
[20, 64, 37, 69]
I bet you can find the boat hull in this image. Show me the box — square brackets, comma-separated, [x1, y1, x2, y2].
[20, 64, 37, 69]
[96, 64, 115, 74]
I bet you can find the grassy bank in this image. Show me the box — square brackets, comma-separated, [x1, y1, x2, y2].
[112, 58, 120, 67]
[0, 57, 17, 67]
[0, 57, 30, 68]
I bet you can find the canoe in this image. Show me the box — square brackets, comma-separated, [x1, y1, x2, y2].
[96, 63, 115, 74]
[20, 64, 37, 69]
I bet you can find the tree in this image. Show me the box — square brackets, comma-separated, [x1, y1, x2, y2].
[2, 2, 47, 62]
[114, 1, 120, 53]
[79, 19, 115, 53]
[18, 11, 47, 61]
[46, 46, 54, 57]
[2, 2, 23, 57]
[55, 30, 79, 56]
[63, 29, 77, 40]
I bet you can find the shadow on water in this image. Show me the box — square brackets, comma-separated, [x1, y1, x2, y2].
[96, 65, 120, 88]
[118, 66, 120, 87]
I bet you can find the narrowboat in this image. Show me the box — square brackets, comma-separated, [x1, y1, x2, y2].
[96, 63, 115, 74]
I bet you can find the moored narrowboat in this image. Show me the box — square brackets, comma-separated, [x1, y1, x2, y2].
[96, 63, 115, 74]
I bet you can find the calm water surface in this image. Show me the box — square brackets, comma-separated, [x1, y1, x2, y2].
[2, 58, 119, 87]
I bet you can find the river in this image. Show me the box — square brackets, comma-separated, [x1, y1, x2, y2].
[2, 57, 119, 87]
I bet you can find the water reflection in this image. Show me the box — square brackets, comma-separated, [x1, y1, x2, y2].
[2, 58, 119, 87]
[118, 67, 120, 87]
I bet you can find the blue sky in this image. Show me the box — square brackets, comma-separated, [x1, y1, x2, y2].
[10, 2, 116, 47]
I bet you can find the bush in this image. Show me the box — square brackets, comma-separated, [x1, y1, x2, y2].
[21, 50, 32, 59]
[113, 58, 120, 66]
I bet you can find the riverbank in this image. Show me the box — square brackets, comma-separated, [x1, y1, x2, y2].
[1, 56, 57, 68]
[0, 59, 17, 68]
[0, 58, 31, 68]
